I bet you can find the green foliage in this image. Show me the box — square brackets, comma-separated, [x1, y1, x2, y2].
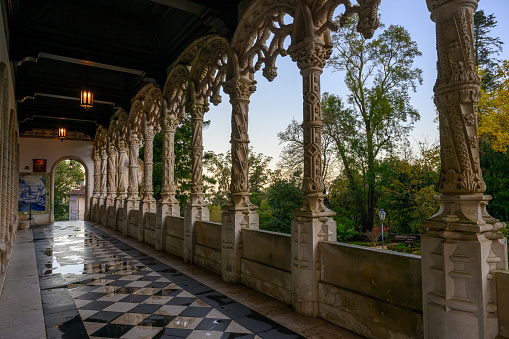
[208, 204, 222, 223]
[258, 199, 273, 230]
[377, 142, 440, 234]
[262, 175, 302, 234]
[336, 223, 357, 243]
[480, 142, 509, 222]
[54, 160, 85, 220]
[204, 147, 272, 207]
[474, 10, 504, 91]
[325, 16, 422, 231]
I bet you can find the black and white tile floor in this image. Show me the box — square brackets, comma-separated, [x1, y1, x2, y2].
[32, 222, 303, 339]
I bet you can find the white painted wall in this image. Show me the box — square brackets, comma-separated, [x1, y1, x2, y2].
[18, 137, 93, 223]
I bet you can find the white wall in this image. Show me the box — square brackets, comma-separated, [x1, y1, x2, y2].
[18, 137, 93, 223]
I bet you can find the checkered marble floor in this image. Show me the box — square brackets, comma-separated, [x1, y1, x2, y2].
[32, 222, 303, 339]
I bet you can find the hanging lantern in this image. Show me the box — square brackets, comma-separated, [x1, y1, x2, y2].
[80, 90, 93, 109]
[68, 161, 74, 170]
[58, 127, 66, 141]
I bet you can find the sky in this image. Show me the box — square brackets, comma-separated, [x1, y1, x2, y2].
[203, 0, 509, 169]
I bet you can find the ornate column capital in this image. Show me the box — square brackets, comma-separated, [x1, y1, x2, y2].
[289, 38, 332, 70]
[223, 77, 257, 102]
[426, 0, 478, 17]
[161, 114, 179, 132]
[187, 101, 209, 120]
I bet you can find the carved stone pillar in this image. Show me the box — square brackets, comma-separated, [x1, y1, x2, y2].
[421, 1, 508, 338]
[156, 114, 180, 251]
[288, 37, 337, 317]
[139, 126, 156, 242]
[183, 98, 209, 263]
[220, 76, 259, 284]
[99, 147, 108, 225]
[106, 143, 117, 209]
[123, 135, 141, 236]
[115, 140, 128, 230]
[91, 150, 101, 222]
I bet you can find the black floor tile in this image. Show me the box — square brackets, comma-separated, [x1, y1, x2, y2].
[79, 300, 115, 310]
[139, 314, 175, 327]
[196, 318, 231, 332]
[166, 297, 196, 306]
[86, 310, 123, 323]
[155, 328, 193, 338]
[91, 323, 134, 337]
[118, 294, 151, 303]
[74, 291, 108, 300]
[128, 303, 162, 314]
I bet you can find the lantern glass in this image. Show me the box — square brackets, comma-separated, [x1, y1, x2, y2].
[378, 208, 386, 222]
[58, 127, 66, 139]
[80, 90, 93, 109]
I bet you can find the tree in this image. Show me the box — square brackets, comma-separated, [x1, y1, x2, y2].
[326, 16, 423, 231]
[478, 61, 509, 153]
[263, 174, 302, 234]
[277, 118, 335, 187]
[377, 142, 440, 234]
[54, 160, 85, 220]
[474, 10, 504, 91]
[204, 147, 273, 207]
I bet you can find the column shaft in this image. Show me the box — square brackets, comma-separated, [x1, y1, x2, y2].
[422, 1, 507, 337]
[221, 77, 259, 284]
[288, 38, 336, 317]
[183, 99, 209, 263]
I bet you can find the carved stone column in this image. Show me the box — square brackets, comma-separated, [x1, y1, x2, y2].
[123, 134, 141, 236]
[421, 1, 508, 338]
[156, 114, 180, 251]
[106, 143, 117, 227]
[220, 76, 259, 284]
[138, 126, 156, 242]
[91, 150, 101, 222]
[288, 37, 337, 317]
[183, 98, 209, 263]
[115, 140, 128, 230]
[99, 147, 108, 225]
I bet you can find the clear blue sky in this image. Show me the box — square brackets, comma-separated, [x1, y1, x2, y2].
[203, 0, 509, 168]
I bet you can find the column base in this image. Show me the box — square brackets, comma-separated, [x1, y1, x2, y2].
[183, 194, 209, 263]
[421, 194, 507, 339]
[156, 198, 180, 251]
[291, 194, 336, 318]
[221, 197, 259, 284]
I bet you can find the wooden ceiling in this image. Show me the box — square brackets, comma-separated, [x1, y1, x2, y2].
[5, 0, 241, 138]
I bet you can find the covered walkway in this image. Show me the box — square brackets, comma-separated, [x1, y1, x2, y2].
[0, 221, 360, 339]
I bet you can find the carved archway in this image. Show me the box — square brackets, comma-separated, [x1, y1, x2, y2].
[50, 156, 89, 222]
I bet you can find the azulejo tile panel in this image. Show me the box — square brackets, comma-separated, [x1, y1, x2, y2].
[33, 222, 304, 339]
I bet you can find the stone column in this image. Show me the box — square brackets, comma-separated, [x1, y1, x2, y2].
[99, 146, 108, 225]
[288, 37, 337, 317]
[91, 150, 101, 222]
[124, 134, 141, 236]
[115, 140, 128, 230]
[421, 1, 508, 338]
[220, 76, 259, 284]
[183, 97, 209, 263]
[138, 126, 156, 242]
[106, 142, 117, 227]
[156, 114, 180, 251]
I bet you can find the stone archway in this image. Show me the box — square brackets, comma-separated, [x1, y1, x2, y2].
[50, 156, 90, 222]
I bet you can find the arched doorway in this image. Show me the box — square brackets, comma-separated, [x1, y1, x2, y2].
[50, 156, 89, 222]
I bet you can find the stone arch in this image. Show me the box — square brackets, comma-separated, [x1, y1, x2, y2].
[49, 155, 90, 222]
[190, 36, 230, 106]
